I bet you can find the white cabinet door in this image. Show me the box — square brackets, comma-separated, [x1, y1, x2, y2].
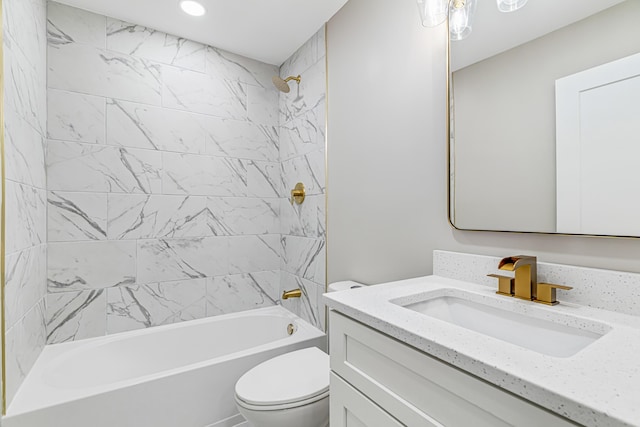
[556, 52, 640, 235]
[330, 311, 578, 427]
[330, 373, 408, 427]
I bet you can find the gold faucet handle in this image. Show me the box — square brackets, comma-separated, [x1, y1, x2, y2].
[290, 182, 305, 205]
[488, 274, 515, 296]
[535, 283, 573, 306]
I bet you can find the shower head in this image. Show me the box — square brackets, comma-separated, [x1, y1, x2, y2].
[272, 75, 301, 93]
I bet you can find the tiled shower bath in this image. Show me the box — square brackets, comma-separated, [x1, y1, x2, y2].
[3, 0, 326, 407]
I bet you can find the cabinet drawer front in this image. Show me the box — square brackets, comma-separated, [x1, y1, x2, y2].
[331, 373, 408, 427]
[330, 311, 578, 427]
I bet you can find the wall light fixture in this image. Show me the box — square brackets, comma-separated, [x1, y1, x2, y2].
[417, 0, 528, 41]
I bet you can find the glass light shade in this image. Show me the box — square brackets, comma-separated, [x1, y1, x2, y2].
[417, 0, 449, 27]
[496, 0, 528, 13]
[449, 0, 477, 41]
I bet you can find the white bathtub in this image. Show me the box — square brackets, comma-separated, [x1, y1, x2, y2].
[4, 306, 326, 427]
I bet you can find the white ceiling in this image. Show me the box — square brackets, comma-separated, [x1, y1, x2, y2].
[55, 0, 349, 65]
[451, 0, 626, 71]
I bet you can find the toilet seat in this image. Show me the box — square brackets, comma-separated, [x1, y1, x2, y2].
[235, 347, 329, 410]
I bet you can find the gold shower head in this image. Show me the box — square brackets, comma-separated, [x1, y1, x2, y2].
[272, 75, 301, 93]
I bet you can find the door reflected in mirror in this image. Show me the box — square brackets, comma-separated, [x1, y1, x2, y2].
[449, 0, 640, 236]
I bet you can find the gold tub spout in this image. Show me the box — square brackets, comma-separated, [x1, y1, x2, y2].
[282, 289, 302, 299]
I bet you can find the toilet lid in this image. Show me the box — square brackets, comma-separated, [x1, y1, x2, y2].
[235, 347, 329, 406]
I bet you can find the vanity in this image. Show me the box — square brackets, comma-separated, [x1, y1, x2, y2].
[324, 251, 640, 427]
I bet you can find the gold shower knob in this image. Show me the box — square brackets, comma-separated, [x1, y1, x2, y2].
[290, 182, 306, 205]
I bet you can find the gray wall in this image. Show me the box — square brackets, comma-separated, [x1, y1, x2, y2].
[2, 0, 48, 407]
[327, 0, 640, 286]
[453, 1, 640, 232]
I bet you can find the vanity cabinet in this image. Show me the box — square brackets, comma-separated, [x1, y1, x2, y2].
[329, 311, 578, 427]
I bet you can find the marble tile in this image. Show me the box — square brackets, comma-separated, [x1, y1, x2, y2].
[108, 194, 210, 239]
[48, 89, 105, 144]
[106, 19, 206, 72]
[47, 140, 163, 194]
[202, 116, 278, 162]
[4, 110, 46, 188]
[281, 236, 326, 285]
[5, 180, 46, 254]
[162, 65, 246, 119]
[281, 195, 318, 238]
[207, 197, 279, 236]
[5, 300, 46, 406]
[206, 46, 278, 88]
[48, 42, 162, 106]
[316, 195, 326, 238]
[4, 35, 47, 134]
[281, 149, 325, 196]
[280, 271, 323, 329]
[206, 271, 279, 316]
[316, 25, 326, 59]
[48, 240, 136, 292]
[280, 59, 326, 123]
[280, 102, 325, 161]
[107, 279, 206, 334]
[279, 28, 319, 80]
[48, 191, 108, 241]
[247, 85, 279, 127]
[247, 160, 282, 198]
[137, 237, 228, 284]
[3, 0, 47, 66]
[5, 245, 47, 329]
[229, 235, 280, 274]
[46, 290, 106, 344]
[106, 98, 206, 153]
[162, 152, 246, 197]
[46, 1, 106, 48]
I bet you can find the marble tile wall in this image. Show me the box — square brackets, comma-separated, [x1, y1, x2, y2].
[278, 28, 327, 331]
[3, 0, 48, 406]
[45, 2, 285, 343]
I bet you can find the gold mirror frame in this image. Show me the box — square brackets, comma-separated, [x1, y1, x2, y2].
[445, 5, 640, 240]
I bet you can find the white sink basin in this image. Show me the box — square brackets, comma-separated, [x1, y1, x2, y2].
[395, 291, 608, 357]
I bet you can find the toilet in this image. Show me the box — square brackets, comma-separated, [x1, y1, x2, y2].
[234, 281, 363, 427]
[234, 347, 330, 427]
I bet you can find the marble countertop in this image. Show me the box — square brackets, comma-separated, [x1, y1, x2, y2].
[323, 275, 640, 427]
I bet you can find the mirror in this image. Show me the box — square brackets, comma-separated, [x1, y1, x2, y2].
[449, 0, 640, 236]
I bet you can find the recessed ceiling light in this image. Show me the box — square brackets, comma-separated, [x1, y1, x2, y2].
[179, 0, 206, 17]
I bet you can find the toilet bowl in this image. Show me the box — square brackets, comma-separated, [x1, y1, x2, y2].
[234, 347, 330, 427]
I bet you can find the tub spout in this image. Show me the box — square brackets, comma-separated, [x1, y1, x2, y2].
[282, 289, 302, 299]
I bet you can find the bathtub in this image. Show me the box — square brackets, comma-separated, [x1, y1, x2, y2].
[4, 306, 326, 427]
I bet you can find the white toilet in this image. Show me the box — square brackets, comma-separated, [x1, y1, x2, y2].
[234, 347, 330, 427]
[234, 281, 363, 427]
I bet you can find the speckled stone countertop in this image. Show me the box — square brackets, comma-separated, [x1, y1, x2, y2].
[324, 275, 640, 427]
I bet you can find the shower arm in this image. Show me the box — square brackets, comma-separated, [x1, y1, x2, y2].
[284, 75, 301, 84]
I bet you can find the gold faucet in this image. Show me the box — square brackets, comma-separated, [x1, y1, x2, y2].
[282, 289, 302, 299]
[489, 255, 573, 305]
[498, 255, 538, 300]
